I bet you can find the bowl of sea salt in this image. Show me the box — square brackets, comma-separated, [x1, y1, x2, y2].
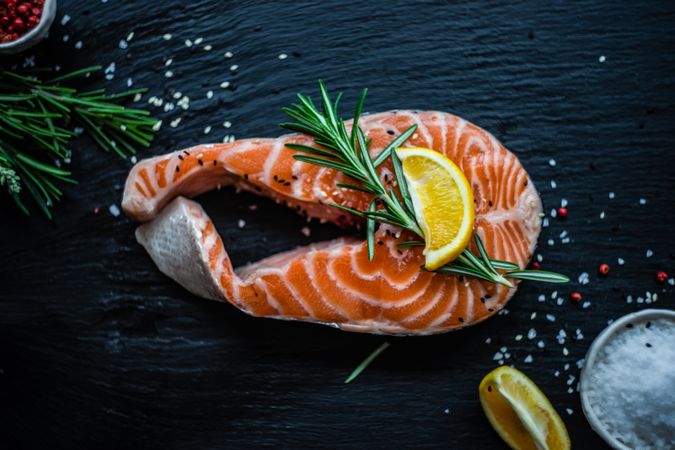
[580, 309, 675, 450]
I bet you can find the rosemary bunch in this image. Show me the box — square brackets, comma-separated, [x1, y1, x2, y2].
[281, 82, 568, 288]
[0, 65, 158, 218]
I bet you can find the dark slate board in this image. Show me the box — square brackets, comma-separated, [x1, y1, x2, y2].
[1, 1, 674, 448]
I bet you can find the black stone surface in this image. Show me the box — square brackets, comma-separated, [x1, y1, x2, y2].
[1, 1, 674, 448]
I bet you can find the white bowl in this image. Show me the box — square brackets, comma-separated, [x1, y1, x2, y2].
[579, 308, 675, 450]
[0, 0, 57, 55]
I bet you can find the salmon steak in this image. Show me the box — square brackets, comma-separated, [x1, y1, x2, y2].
[122, 111, 542, 335]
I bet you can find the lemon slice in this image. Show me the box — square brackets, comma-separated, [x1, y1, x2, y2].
[479, 366, 571, 450]
[396, 147, 474, 270]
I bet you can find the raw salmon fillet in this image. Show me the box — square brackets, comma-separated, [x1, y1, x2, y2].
[123, 111, 542, 335]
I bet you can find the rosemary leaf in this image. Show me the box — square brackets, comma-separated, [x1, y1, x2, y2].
[344, 341, 390, 384]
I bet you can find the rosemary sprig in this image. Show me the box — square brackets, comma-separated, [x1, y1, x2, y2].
[281, 81, 569, 287]
[0, 66, 158, 218]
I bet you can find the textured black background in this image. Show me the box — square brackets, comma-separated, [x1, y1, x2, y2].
[1, 1, 674, 448]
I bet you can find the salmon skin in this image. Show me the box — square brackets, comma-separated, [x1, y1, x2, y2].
[123, 111, 542, 335]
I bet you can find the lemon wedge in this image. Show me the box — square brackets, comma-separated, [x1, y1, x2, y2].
[396, 147, 474, 270]
[479, 366, 571, 450]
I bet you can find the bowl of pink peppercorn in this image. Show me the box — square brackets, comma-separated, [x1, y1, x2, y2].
[0, 0, 56, 55]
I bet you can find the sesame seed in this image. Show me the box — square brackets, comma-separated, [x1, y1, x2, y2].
[162, 33, 172, 40]
[230, 64, 239, 71]
[194, 37, 204, 45]
[237, 219, 246, 229]
[549, 158, 556, 167]
[206, 90, 213, 99]
[165, 70, 174, 78]
[220, 81, 230, 89]
[609, 191, 615, 199]
[204, 44, 213, 51]
[278, 53, 288, 60]
[204, 126, 212, 134]
[224, 51, 233, 58]
[185, 39, 192, 47]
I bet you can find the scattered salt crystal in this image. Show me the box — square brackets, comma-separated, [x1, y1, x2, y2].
[609, 192, 615, 199]
[617, 257, 625, 265]
[548, 239, 555, 246]
[668, 278, 674, 286]
[537, 340, 545, 349]
[130, 156, 137, 164]
[444, 408, 450, 414]
[564, 363, 570, 371]
[194, 37, 204, 45]
[626, 295, 633, 304]
[224, 51, 233, 58]
[170, 118, 181, 128]
[563, 347, 569, 356]
[74, 41, 83, 49]
[185, 39, 192, 47]
[598, 55, 606, 63]
[206, 90, 214, 99]
[61, 15, 71, 25]
[530, 312, 537, 320]
[561, 198, 568, 207]
[585, 318, 675, 449]
[551, 291, 558, 299]
[485, 337, 492, 344]
[639, 198, 647, 205]
[223, 121, 232, 128]
[568, 387, 574, 394]
[646, 249, 653, 258]
[165, 58, 173, 66]
[109, 204, 121, 217]
[538, 294, 546, 303]
[549, 158, 557, 167]
[515, 334, 523, 341]
[493, 352, 504, 361]
[557, 298, 564, 306]
[230, 64, 239, 71]
[550, 208, 557, 218]
[600, 211, 605, 219]
[582, 301, 591, 309]
[560, 230, 568, 239]
[554, 370, 560, 377]
[537, 254, 543, 262]
[546, 314, 556, 322]
[542, 217, 549, 228]
[165, 70, 174, 78]
[578, 272, 590, 285]
[524, 355, 533, 363]
[300, 226, 311, 237]
[561, 237, 570, 244]
[163, 33, 172, 40]
[220, 81, 231, 89]
[278, 53, 288, 60]
[119, 40, 128, 49]
[237, 219, 246, 229]
[527, 328, 537, 340]
[566, 408, 573, 415]
[204, 126, 212, 135]
[204, 44, 213, 51]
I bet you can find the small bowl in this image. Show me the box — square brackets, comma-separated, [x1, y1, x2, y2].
[0, 0, 57, 55]
[579, 308, 675, 450]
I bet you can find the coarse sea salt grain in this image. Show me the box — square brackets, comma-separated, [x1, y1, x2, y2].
[585, 318, 675, 449]
[109, 204, 121, 217]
